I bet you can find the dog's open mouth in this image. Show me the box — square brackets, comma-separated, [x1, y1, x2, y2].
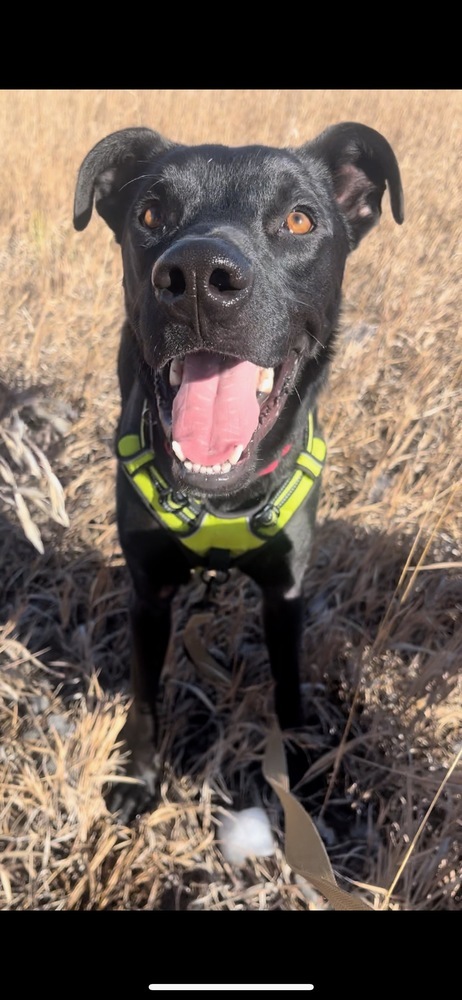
[155, 349, 301, 480]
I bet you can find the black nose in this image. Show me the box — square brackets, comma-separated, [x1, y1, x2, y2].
[151, 237, 253, 319]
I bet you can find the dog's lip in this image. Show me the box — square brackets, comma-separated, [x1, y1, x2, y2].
[154, 347, 302, 491]
[158, 349, 282, 383]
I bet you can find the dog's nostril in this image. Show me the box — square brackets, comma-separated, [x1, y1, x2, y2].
[209, 268, 237, 293]
[169, 268, 186, 296]
[155, 266, 186, 296]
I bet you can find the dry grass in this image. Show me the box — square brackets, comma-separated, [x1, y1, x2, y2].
[0, 89, 461, 911]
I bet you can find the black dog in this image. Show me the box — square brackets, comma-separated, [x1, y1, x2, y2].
[74, 122, 403, 817]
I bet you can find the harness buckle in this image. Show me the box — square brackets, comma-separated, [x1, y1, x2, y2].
[171, 490, 188, 505]
[251, 502, 280, 530]
[158, 487, 187, 512]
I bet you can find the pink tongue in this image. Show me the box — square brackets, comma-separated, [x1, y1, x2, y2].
[171, 351, 260, 466]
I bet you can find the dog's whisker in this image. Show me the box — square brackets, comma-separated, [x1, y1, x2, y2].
[308, 332, 325, 349]
[119, 173, 153, 192]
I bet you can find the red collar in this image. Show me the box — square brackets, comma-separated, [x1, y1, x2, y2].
[258, 443, 292, 477]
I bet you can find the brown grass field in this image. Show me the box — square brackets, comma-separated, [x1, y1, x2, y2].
[0, 89, 460, 912]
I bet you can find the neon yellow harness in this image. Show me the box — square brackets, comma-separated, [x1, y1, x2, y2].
[117, 406, 326, 563]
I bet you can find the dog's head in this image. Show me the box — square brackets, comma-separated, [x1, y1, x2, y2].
[74, 123, 403, 495]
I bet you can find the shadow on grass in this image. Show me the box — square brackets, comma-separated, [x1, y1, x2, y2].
[1, 507, 461, 872]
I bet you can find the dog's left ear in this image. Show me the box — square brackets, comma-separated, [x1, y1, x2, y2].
[299, 122, 404, 247]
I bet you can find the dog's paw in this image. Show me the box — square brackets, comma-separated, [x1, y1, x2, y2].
[106, 754, 162, 825]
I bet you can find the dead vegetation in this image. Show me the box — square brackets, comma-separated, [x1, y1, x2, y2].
[0, 89, 460, 910]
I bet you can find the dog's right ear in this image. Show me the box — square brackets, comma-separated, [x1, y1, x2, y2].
[73, 127, 174, 242]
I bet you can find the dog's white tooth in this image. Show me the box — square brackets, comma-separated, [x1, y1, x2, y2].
[229, 444, 244, 466]
[221, 461, 232, 473]
[184, 460, 193, 471]
[169, 358, 184, 387]
[192, 463, 201, 473]
[257, 367, 274, 394]
[212, 464, 222, 473]
[171, 440, 186, 462]
[199, 465, 208, 474]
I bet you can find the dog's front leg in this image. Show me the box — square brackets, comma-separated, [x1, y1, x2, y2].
[261, 582, 318, 793]
[109, 584, 176, 821]
[244, 556, 307, 734]
[110, 468, 192, 820]
[262, 586, 304, 730]
[244, 496, 319, 789]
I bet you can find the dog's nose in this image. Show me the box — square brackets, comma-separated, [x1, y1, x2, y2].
[151, 237, 253, 318]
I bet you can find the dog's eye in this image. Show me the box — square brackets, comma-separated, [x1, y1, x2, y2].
[285, 210, 315, 235]
[141, 205, 163, 229]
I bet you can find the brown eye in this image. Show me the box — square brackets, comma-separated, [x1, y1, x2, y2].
[142, 205, 163, 229]
[285, 210, 314, 235]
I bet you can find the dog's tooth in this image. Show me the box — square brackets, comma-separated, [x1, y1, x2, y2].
[171, 440, 186, 462]
[229, 444, 244, 466]
[185, 457, 234, 475]
[257, 367, 274, 394]
[169, 358, 184, 387]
